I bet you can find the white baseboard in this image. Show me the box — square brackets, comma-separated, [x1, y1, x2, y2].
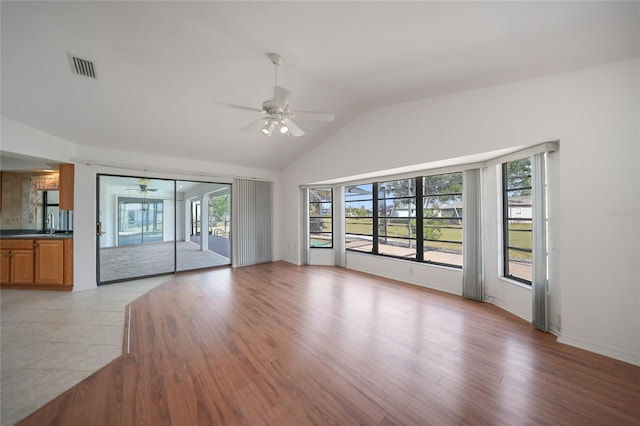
[558, 334, 640, 367]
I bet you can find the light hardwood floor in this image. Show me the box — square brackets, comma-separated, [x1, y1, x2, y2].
[18, 262, 640, 425]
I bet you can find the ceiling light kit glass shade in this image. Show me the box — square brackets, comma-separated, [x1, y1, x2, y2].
[262, 118, 291, 138]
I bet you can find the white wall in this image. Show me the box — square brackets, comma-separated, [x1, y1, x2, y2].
[279, 58, 640, 365]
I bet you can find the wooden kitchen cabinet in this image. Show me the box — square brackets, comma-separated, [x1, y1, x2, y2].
[1, 238, 71, 288]
[0, 240, 35, 284]
[59, 163, 74, 210]
[12, 249, 36, 283]
[0, 249, 10, 283]
[35, 239, 64, 285]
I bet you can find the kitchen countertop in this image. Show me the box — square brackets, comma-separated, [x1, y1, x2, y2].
[0, 233, 73, 240]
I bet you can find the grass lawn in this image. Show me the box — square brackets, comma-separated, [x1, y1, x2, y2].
[508, 222, 532, 261]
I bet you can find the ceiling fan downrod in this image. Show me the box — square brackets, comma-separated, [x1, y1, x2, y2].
[267, 52, 282, 87]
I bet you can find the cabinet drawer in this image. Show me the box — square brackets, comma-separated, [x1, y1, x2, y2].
[0, 239, 34, 249]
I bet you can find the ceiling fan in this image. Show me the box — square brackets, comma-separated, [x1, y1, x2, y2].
[223, 53, 335, 138]
[125, 178, 158, 193]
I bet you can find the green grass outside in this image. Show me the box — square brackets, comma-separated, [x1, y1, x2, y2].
[507, 222, 532, 261]
[342, 218, 533, 261]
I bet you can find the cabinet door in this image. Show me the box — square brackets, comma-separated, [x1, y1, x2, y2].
[35, 240, 64, 285]
[0, 249, 10, 284]
[11, 249, 35, 284]
[59, 163, 74, 210]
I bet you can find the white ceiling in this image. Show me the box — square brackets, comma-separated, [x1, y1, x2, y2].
[2, 1, 638, 171]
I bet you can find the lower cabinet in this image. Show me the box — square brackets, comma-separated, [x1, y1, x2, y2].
[0, 249, 10, 283]
[1, 240, 35, 285]
[35, 239, 64, 285]
[11, 249, 36, 284]
[0, 238, 71, 287]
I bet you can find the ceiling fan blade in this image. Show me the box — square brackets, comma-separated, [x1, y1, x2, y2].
[291, 110, 335, 122]
[219, 103, 263, 113]
[240, 117, 267, 132]
[283, 118, 305, 137]
[272, 86, 290, 108]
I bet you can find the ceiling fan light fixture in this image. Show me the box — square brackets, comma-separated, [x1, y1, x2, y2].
[225, 53, 335, 139]
[262, 119, 277, 137]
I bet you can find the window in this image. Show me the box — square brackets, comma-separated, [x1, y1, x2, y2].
[377, 179, 417, 259]
[503, 158, 533, 283]
[344, 173, 463, 268]
[118, 197, 164, 246]
[345, 184, 373, 253]
[309, 188, 333, 248]
[423, 172, 463, 267]
[42, 190, 73, 232]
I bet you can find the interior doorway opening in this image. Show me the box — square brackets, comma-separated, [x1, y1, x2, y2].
[97, 175, 231, 284]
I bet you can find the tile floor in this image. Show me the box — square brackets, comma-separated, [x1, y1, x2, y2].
[0, 276, 169, 426]
[99, 241, 229, 282]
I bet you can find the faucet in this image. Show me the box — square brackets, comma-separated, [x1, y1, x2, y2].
[47, 213, 55, 234]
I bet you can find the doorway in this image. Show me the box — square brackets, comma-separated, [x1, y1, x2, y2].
[97, 175, 231, 284]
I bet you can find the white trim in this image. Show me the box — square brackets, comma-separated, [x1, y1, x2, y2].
[302, 161, 486, 189]
[498, 276, 533, 290]
[483, 141, 558, 167]
[558, 335, 640, 367]
[301, 141, 559, 189]
[73, 159, 270, 183]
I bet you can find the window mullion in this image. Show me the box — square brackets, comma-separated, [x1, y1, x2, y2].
[415, 177, 424, 262]
[502, 164, 510, 278]
[373, 182, 379, 254]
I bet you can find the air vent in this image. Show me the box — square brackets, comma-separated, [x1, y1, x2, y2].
[69, 54, 97, 79]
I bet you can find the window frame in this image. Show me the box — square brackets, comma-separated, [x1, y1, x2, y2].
[309, 188, 333, 249]
[422, 172, 463, 269]
[345, 184, 374, 253]
[502, 158, 533, 285]
[375, 179, 418, 261]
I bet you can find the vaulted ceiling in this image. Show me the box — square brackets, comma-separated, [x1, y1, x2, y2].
[2, 1, 638, 170]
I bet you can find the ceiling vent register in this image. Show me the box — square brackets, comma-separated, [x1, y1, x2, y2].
[69, 55, 96, 79]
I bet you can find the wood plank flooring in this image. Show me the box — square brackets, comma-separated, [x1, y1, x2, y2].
[18, 262, 640, 425]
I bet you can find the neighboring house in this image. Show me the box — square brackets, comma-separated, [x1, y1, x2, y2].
[506, 195, 532, 220]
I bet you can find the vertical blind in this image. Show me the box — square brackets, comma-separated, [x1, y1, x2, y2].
[301, 188, 310, 265]
[531, 153, 548, 331]
[462, 169, 483, 301]
[232, 179, 272, 267]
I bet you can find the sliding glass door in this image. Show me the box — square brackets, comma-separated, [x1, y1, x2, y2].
[176, 181, 231, 272]
[97, 175, 231, 284]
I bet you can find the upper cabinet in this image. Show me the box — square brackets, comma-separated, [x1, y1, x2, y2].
[59, 163, 74, 210]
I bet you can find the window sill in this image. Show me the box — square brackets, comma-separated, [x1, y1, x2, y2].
[346, 250, 463, 272]
[498, 276, 532, 290]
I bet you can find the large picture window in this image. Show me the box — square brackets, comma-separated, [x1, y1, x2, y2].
[503, 158, 533, 283]
[344, 173, 463, 268]
[309, 188, 333, 248]
[423, 172, 463, 267]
